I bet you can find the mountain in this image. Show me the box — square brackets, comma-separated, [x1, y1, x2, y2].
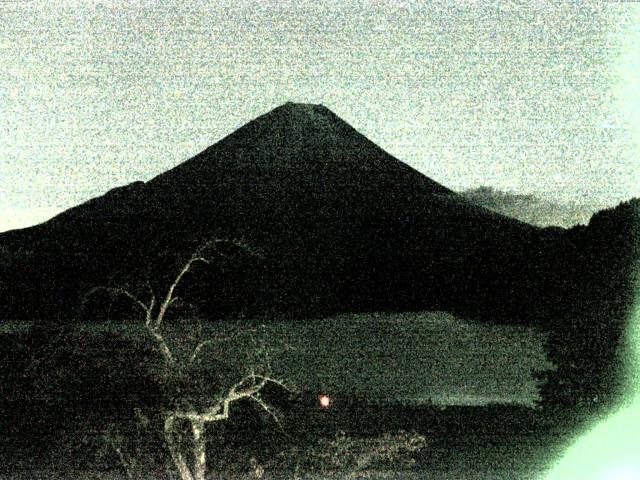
[461, 186, 601, 228]
[0, 102, 638, 404]
[0, 102, 552, 323]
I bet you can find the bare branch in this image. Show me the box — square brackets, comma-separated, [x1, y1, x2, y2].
[144, 279, 155, 301]
[156, 256, 209, 329]
[251, 374, 292, 393]
[249, 393, 281, 424]
[227, 373, 263, 399]
[164, 415, 195, 480]
[188, 338, 225, 366]
[144, 296, 156, 327]
[177, 373, 290, 426]
[188, 340, 213, 365]
[85, 238, 283, 480]
[85, 286, 151, 317]
[188, 330, 250, 366]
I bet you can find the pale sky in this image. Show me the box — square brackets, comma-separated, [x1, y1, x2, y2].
[1, 0, 639, 232]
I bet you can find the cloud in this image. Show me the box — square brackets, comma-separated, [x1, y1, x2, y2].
[461, 186, 602, 228]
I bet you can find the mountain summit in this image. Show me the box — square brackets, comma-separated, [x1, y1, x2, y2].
[1, 103, 546, 321]
[148, 102, 453, 202]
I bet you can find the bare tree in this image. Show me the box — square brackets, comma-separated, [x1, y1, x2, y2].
[87, 239, 289, 480]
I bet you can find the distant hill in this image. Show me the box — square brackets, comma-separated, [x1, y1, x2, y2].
[461, 186, 601, 228]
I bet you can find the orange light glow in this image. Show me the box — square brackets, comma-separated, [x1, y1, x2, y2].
[319, 395, 331, 408]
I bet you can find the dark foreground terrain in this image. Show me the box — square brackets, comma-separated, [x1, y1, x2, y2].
[0, 320, 605, 480]
[0, 393, 600, 480]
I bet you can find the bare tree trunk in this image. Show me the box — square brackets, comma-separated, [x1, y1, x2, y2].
[192, 419, 207, 480]
[165, 415, 195, 480]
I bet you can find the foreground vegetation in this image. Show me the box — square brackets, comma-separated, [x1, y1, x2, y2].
[0, 316, 599, 479]
[0, 237, 622, 479]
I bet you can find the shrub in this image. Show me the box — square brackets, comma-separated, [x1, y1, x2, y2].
[268, 430, 427, 479]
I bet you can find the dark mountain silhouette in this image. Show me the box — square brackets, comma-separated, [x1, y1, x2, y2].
[0, 103, 638, 405]
[0, 102, 548, 323]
